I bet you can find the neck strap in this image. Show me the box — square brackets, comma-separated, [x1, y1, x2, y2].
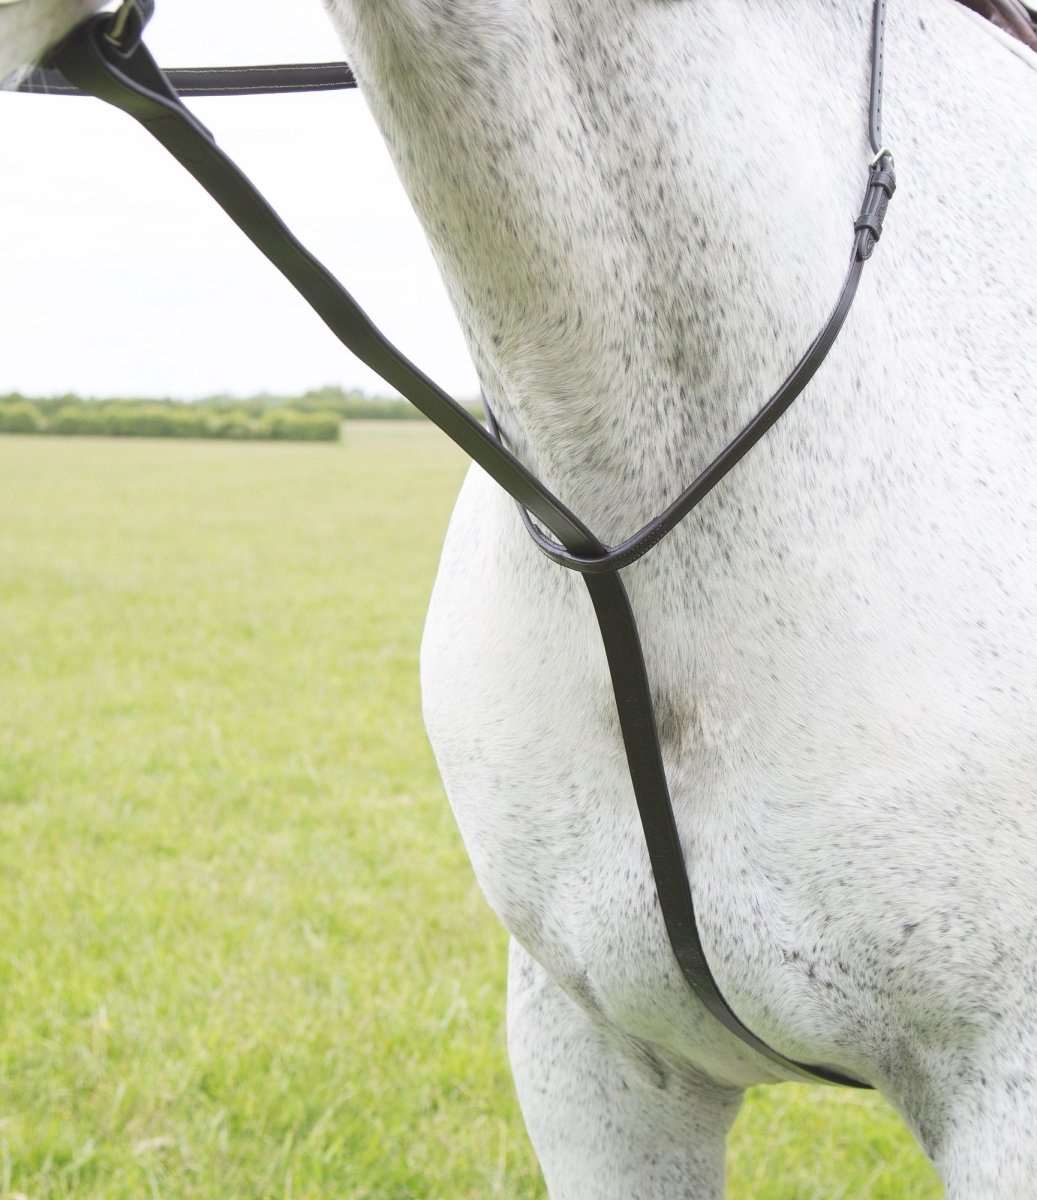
[19, 59, 356, 96]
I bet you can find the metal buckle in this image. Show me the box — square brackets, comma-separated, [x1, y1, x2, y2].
[103, 0, 154, 51]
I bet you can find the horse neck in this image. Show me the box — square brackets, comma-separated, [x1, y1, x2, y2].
[331, 0, 875, 540]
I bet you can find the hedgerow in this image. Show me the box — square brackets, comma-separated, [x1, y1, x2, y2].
[0, 401, 42, 434]
[0, 397, 340, 442]
[0, 387, 483, 440]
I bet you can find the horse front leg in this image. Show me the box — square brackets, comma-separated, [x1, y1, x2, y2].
[507, 939, 743, 1200]
[910, 1039, 1037, 1200]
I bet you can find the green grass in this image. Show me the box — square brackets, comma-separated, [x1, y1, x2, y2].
[0, 429, 941, 1199]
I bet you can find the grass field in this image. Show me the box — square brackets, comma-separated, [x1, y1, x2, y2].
[0, 428, 942, 1199]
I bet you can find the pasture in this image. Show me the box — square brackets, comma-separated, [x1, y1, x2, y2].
[0, 428, 941, 1198]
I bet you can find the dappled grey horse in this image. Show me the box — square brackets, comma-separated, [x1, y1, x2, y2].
[3, 1, 1036, 1195]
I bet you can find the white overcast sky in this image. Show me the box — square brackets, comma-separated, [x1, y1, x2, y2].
[0, 0, 480, 401]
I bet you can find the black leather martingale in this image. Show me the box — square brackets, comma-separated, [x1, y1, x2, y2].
[34, 0, 899, 1088]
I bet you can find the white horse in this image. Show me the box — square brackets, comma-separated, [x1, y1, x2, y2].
[4, 1, 1036, 1195]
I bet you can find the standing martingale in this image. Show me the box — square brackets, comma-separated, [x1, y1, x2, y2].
[3, 0, 1037, 1197]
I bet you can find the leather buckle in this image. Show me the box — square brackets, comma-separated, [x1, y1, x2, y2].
[103, 0, 155, 54]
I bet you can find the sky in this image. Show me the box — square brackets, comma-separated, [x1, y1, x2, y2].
[0, 0, 481, 401]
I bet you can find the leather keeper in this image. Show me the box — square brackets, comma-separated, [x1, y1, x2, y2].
[854, 160, 896, 260]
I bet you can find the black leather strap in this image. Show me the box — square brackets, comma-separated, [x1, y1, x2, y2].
[869, 0, 889, 155]
[18, 60, 356, 96]
[40, 0, 892, 1088]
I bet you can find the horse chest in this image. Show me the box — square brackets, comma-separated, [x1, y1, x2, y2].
[421, 473, 816, 1052]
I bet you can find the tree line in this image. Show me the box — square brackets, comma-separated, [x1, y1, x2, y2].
[0, 387, 483, 442]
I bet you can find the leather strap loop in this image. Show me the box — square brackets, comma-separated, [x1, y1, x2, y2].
[854, 158, 897, 260]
